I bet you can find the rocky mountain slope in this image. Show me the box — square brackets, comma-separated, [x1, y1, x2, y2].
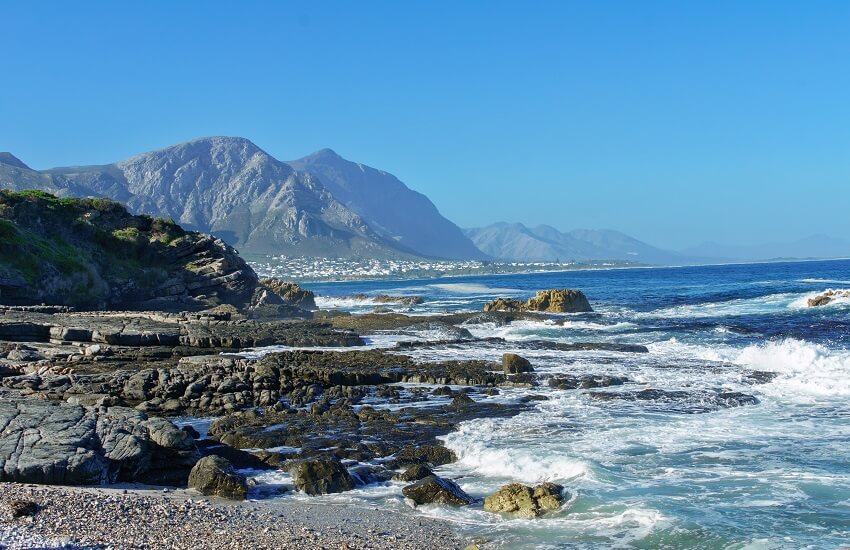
[0, 190, 310, 311]
[0, 138, 418, 259]
[0, 137, 484, 259]
[465, 222, 688, 264]
[288, 149, 487, 260]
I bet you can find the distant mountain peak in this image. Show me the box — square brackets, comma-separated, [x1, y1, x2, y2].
[0, 153, 30, 170]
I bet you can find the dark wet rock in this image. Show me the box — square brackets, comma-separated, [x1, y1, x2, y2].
[522, 394, 549, 402]
[402, 475, 473, 506]
[181, 425, 200, 439]
[372, 295, 425, 305]
[483, 482, 565, 518]
[288, 457, 355, 495]
[194, 440, 272, 471]
[502, 372, 538, 387]
[588, 388, 759, 413]
[188, 455, 248, 500]
[484, 289, 592, 314]
[393, 445, 457, 468]
[431, 386, 455, 397]
[742, 371, 779, 385]
[5, 499, 38, 519]
[404, 322, 473, 340]
[393, 464, 434, 482]
[503, 353, 533, 374]
[528, 340, 649, 353]
[549, 374, 629, 390]
[451, 393, 475, 408]
[349, 464, 394, 485]
[0, 393, 199, 485]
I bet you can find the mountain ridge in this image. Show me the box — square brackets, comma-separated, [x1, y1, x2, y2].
[465, 222, 689, 264]
[0, 137, 440, 259]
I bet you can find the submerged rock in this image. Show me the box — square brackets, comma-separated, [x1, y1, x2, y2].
[808, 289, 850, 307]
[588, 388, 758, 413]
[483, 482, 566, 518]
[503, 353, 533, 374]
[188, 456, 248, 500]
[402, 475, 473, 506]
[549, 374, 628, 390]
[288, 458, 355, 495]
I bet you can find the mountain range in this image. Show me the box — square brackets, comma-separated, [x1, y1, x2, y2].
[464, 223, 692, 264]
[1, 137, 847, 265]
[0, 137, 485, 260]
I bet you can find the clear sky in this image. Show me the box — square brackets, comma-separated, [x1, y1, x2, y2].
[2, 1, 848, 249]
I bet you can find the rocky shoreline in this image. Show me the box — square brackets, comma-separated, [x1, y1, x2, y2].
[0, 283, 769, 548]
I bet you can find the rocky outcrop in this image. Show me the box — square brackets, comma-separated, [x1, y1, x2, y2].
[503, 353, 533, 374]
[0, 393, 199, 485]
[484, 289, 592, 313]
[288, 458, 355, 495]
[402, 475, 473, 506]
[188, 456, 248, 500]
[0, 191, 316, 315]
[483, 482, 566, 518]
[808, 289, 850, 307]
[254, 278, 317, 311]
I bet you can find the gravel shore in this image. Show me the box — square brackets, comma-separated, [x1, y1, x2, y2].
[0, 482, 465, 549]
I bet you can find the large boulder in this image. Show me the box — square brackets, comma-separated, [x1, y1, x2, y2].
[188, 456, 248, 500]
[288, 458, 355, 495]
[503, 353, 533, 374]
[0, 393, 199, 485]
[483, 482, 566, 518]
[402, 475, 473, 506]
[484, 289, 592, 314]
[526, 289, 591, 313]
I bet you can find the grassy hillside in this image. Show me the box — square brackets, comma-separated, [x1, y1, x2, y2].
[0, 190, 255, 309]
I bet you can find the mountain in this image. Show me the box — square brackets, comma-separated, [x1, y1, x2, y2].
[465, 222, 688, 264]
[681, 235, 850, 261]
[0, 137, 421, 258]
[287, 149, 487, 260]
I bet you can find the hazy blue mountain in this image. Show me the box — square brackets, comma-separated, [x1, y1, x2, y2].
[288, 149, 488, 260]
[0, 138, 420, 258]
[682, 235, 850, 261]
[465, 222, 689, 264]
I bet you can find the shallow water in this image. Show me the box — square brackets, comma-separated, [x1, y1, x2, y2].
[266, 260, 850, 548]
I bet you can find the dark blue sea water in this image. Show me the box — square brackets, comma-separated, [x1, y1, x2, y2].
[262, 260, 850, 548]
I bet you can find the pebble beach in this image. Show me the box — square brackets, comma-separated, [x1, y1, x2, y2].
[0, 483, 464, 549]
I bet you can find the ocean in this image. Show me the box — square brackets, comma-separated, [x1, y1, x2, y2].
[253, 259, 850, 549]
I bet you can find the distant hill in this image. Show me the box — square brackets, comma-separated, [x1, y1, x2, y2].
[288, 148, 487, 260]
[0, 137, 453, 259]
[681, 235, 850, 262]
[465, 222, 689, 264]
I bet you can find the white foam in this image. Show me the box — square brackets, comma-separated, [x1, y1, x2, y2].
[441, 417, 590, 484]
[789, 288, 850, 309]
[799, 278, 850, 285]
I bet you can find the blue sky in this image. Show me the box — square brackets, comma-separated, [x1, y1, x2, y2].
[2, 1, 848, 249]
